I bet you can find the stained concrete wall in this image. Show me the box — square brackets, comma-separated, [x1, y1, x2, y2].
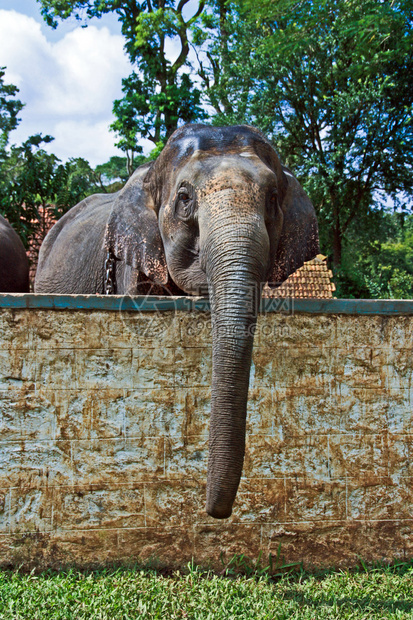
[0, 294, 412, 569]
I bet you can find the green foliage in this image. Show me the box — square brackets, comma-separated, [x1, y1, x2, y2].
[0, 137, 105, 248]
[1, 559, 413, 618]
[56, 157, 103, 206]
[95, 153, 155, 189]
[208, 0, 413, 275]
[0, 134, 62, 246]
[110, 0, 206, 155]
[335, 212, 413, 299]
[111, 71, 204, 156]
[0, 68, 24, 151]
[0, 69, 106, 250]
[95, 156, 130, 184]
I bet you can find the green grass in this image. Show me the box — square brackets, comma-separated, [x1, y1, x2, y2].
[1, 558, 413, 619]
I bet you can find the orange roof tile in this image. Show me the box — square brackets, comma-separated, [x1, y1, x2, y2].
[263, 255, 336, 299]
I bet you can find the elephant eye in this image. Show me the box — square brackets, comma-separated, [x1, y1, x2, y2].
[179, 190, 190, 202]
[266, 190, 279, 221]
[175, 187, 195, 221]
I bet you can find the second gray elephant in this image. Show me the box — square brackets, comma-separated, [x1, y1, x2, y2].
[35, 124, 319, 518]
[0, 214, 30, 293]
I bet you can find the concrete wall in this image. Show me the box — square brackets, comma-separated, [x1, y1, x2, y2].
[0, 295, 412, 569]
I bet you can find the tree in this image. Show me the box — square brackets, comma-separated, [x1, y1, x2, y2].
[56, 157, 104, 206]
[191, 0, 242, 118]
[37, 0, 206, 152]
[207, 0, 413, 271]
[336, 211, 413, 298]
[1, 135, 68, 245]
[0, 67, 24, 151]
[95, 156, 131, 185]
[0, 133, 105, 243]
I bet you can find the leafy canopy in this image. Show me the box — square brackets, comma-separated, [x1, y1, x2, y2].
[210, 0, 413, 274]
[0, 134, 100, 246]
[0, 67, 24, 151]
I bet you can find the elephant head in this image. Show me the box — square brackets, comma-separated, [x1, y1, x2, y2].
[104, 124, 319, 518]
[0, 214, 30, 293]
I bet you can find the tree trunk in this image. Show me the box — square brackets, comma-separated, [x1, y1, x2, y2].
[331, 191, 342, 266]
[332, 223, 342, 266]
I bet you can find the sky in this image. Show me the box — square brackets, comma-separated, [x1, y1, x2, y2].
[0, 0, 143, 166]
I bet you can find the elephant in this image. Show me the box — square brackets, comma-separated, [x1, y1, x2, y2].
[0, 214, 30, 293]
[35, 124, 319, 518]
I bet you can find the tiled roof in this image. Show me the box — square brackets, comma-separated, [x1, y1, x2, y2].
[263, 255, 336, 298]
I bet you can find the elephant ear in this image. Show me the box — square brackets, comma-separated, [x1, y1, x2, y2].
[104, 165, 168, 285]
[268, 167, 319, 287]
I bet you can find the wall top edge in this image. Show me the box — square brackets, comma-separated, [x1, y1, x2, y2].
[0, 294, 412, 315]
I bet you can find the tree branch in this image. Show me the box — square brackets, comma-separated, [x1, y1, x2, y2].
[171, 24, 189, 75]
[177, 0, 191, 14]
[185, 0, 206, 27]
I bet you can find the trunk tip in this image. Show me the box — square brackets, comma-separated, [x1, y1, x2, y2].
[206, 500, 233, 520]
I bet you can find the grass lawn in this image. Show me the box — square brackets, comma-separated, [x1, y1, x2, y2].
[1, 558, 413, 619]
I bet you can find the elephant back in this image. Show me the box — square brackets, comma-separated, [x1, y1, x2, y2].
[34, 193, 117, 294]
[0, 214, 30, 293]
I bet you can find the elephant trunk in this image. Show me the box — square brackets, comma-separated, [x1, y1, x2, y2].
[200, 190, 268, 519]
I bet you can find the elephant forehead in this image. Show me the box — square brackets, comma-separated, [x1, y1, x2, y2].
[199, 149, 276, 181]
[197, 174, 264, 199]
[198, 182, 265, 220]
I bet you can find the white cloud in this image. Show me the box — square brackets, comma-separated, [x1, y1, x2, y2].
[0, 9, 132, 166]
[47, 119, 121, 164]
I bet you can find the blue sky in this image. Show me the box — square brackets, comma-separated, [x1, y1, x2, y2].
[0, 0, 134, 165]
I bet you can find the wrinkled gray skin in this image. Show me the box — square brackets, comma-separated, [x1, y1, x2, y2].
[0, 214, 30, 293]
[35, 124, 319, 518]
